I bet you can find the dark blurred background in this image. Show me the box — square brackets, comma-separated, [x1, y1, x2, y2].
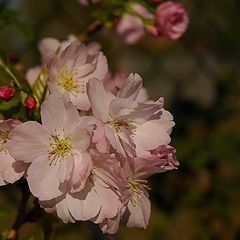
[0, 0, 240, 239]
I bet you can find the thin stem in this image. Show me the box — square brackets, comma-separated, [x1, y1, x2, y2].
[0, 59, 21, 89]
[78, 20, 102, 42]
[6, 180, 31, 240]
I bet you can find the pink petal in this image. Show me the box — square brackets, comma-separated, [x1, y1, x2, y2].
[71, 125, 92, 153]
[87, 52, 108, 80]
[117, 73, 142, 100]
[56, 198, 75, 223]
[87, 78, 111, 122]
[27, 154, 62, 201]
[67, 183, 101, 221]
[123, 192, 151, 229]
[71, 151, 93, 192]
[7, 121, 50, 163]
[133, 119, 172, 152]
[0, 151, 24, 184]
[41, 93, 80, 136]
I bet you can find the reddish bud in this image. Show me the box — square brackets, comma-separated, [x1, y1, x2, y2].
[0, 85, 15, 101]
[155, 1, 189, 40]
[24, 96, 37, 110]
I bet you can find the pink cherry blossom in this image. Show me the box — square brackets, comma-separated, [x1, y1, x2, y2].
[26, 36, 101, 86]
[48, 40, 108, 110]
[155, 1, 189, 40]
[116, 14, 145, 45]
[26, 36, 76, 85]
[98, 145, 178, 233]
[0, 119, 26, 186]
[7, 93, 94, 201]
[39, 151, 126, 225]
[116, 3, 154, 44]
[88, 74, 174, 158]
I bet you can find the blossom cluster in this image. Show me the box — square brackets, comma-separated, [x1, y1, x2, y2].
[77, 0, 189, 44]
[0, 38, 178, 234]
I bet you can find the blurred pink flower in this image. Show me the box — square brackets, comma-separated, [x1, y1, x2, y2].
[48, 40, 108, 110]
[155, 1, 189, 40]
[8, 93, 93, 201]
[116, 3, 154, 44]
[0, 85, 15, 102]
[0, 119, 26, 186]
[116, 14, 145, 45]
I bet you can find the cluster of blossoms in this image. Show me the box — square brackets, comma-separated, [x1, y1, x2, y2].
[77, 0, 189, 44]
[0, 38, 178, 234]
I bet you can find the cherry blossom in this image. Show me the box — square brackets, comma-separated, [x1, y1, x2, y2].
[98, 145, 178, 233]
[0, 119, 26, 186]
[155, 1, 189, 40]
[39, 151, 127, 225]
[7, 93, 93, 201]
[48, 40, 108, 110]
[88, 74, 174, 159]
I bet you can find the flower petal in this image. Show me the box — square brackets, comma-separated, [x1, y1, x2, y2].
[27, 154, 62, 201]
[88, 78, 111, 122]
[41, 93, 80, 137]
[123, 192, 151, 229]
[7, 121, 50, 163]
[117, 73, 142, 100]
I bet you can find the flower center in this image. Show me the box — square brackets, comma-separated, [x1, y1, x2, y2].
[108, 118, 131, 132]
[57, 65, 80, 93]
[128, 179, 150, 206]
[0, 131, 9, 144]
[48, 135, 72, 165]
[58, 74, 79, 93]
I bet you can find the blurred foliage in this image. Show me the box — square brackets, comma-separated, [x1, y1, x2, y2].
[0, 0, 240, 239]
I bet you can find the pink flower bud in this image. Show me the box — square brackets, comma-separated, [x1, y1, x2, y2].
[24, 96, 37, 110]
[155, 1, 189, 40]
[116, 14, 145, 45]
[0, 85, 15, 101]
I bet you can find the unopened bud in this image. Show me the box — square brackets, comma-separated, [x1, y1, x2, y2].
[0, 85, 15, 101]
[24, 96, 37, 110]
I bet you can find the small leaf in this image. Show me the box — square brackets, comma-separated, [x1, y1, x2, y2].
[0, 92, 20, 111]
[32, 68, 48, 105]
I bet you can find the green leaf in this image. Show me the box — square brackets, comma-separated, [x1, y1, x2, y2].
[0, 91, 20, 111]
[32, 68, 48, 105]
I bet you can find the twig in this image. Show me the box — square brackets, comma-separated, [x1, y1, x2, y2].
[6, 180, 30, 240]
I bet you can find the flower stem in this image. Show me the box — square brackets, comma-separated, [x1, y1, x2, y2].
[6, 180, 30, 240]
[0, 59, 21, 89]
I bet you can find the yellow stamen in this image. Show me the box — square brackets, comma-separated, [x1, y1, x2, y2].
[128, 178, 151, 206]
[0, 131, 9, 144]
[108, 118, 131, 132]
[57, 66, 83, 93]
[48, 135, 72, 165]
